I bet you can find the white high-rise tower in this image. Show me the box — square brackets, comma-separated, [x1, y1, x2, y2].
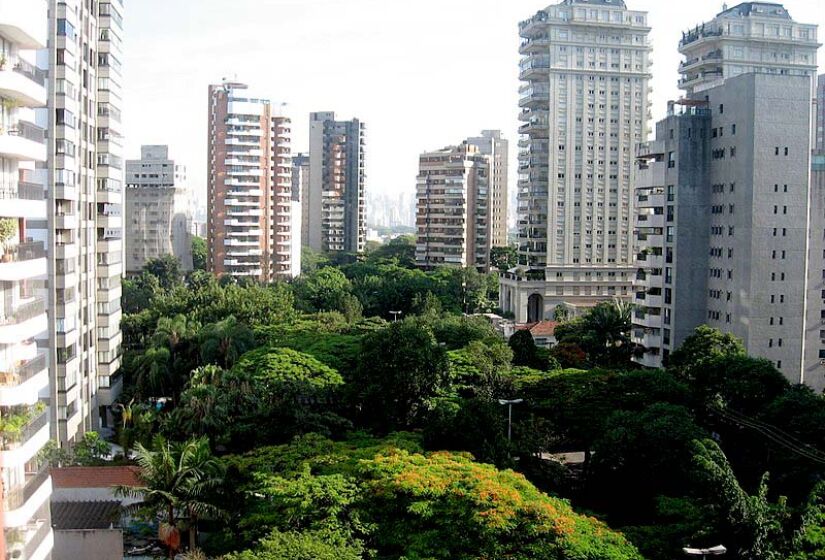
[500, 0, 652, 323]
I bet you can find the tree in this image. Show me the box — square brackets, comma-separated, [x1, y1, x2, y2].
[198, 316, 256, 369]
[72, 431, 112, 465]
[490, 245, 518, 271]
[354, 319, 450, 431]
[191, 237, 207, 272]
[224, 529, 365, 560]
[123, 272, 162, 314]
[509, 329, 539, 368]
[669, 326, 746, 383]
[294, 267, 353, 313]
[366, 235, 416, 268]
[146, 255, 184, 290]
[691, 439, 790, 560]
[116, 436, 226, 558]
[228, 434, 643, 560]
[789, 482, 825, 559]
[554, 300, 633, 366]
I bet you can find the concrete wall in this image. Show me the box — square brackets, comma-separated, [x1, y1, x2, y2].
[53, 529, 122, 560]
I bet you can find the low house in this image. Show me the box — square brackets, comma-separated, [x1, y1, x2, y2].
[515, 321, 559, 348]
[51, 501, 122, 560]
[50, 466, 142, 560]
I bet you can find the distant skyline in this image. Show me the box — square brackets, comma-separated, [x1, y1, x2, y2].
[122, 0, 825, 211]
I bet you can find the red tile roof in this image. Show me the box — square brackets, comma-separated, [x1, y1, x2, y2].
[516, 321, 559, 337]
[51, 466, 141, 489]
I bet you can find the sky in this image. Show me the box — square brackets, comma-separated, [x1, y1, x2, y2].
[122, 0, 825, 213]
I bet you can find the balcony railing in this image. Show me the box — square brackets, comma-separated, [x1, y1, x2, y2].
[1, 462, 50, 511]
[0, 353, 47, 387]
[12, 59, 47, 87]
[0, 241, 45, 263]
[0, 409, 48, 452]
[0, 297, 46, 326]
[0, 181, 43, 201]
[8, 121, 46, 144]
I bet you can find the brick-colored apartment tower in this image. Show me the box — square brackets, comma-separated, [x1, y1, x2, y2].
[207, 81, 292, 281]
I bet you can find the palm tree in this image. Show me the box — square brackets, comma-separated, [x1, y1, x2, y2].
[198, 316, 255, 368]
[115, 436, 226, 558]
[151, 314, 197, 352]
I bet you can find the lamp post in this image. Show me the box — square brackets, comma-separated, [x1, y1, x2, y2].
[683, 546, 727, 559]
[498, 399, 524, 442]
[389, 310, 402, 322]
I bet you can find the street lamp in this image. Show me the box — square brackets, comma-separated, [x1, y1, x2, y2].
[683, 546, 727, 559]
[498, 399, 524, 442]
[389, 310, 402, 322]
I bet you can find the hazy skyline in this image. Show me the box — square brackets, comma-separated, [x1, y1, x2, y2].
[122, 0, 825, 211]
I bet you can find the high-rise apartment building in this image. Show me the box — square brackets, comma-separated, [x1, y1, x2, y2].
[678, 2, 818, 96]
[207, 80, 293, 281]
[415, 143, 490, 270]
[466, 130, 509, 248]
[500, 0, 652, 324]
[38, 0, 125, 445]
[806, 150, 825, 391]
[306, 112, 366, 254]
[815, 74, 825, 152]
[290, 153, 308, 278]
[632, 3, 819, 387]
[125, 145, 193, 274]
[0, 1, 54, 558]
[293, 152, 310, 251]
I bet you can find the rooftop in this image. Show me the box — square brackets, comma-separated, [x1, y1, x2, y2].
[562, 0, 627, 6]
[51, 501, 122, 531]
[717, 2, 791, 20]
[51, 466, 141, 489]
[517, 321, 559, 337]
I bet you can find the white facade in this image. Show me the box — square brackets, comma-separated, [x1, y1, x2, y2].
[37, 0, 125, 446]
[1, 1, 55, 558]
[125, 145, 193, 274]
[678, 2, 819, 95]
[501, 0, 652, 323]
[466, 130, 510, 248]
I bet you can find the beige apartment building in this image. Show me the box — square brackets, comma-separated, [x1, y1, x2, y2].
[125, 145, 193, 274]
[415, 143, 491, 270]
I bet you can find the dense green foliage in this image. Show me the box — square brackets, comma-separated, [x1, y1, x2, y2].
[114, 254, 825, 560]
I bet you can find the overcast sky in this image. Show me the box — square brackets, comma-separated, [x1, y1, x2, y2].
[122, 0, 825, 210]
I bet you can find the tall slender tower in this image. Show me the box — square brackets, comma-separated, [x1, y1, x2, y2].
[500, 0, 652, 324]
[0, 1, 54, 557]
[466, 130, 510, 249]
[306, 112, 366, 254]
[207, 81, 293, 281]
[39, 0, 125, 445]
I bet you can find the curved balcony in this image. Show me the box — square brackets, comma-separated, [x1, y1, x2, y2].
[0, 352, 47, 407]
[0, 59, 47, 107]
[0, 0, 47, 49]
[0, 297, 47, 344]
[0, 121, 46, 162]
[0, 241, 46, 282]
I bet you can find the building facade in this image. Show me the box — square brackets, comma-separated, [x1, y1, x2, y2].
[37, 0, 125, 446]
[806, 150, 825, 391]
[415, 143, 490, 270]
[290, 153, 308, 278]
[500, 0, 652, 324]
[125, 145, 193, 274]
[678, 2, 819, 96]
[306, 112, 366, 254]
[466, 130, 509, 248]
[0, 1, 54, 558]
[206, 81, 293, 281]
[632, 73, 816, 386]
[816, 74, 824, 152]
